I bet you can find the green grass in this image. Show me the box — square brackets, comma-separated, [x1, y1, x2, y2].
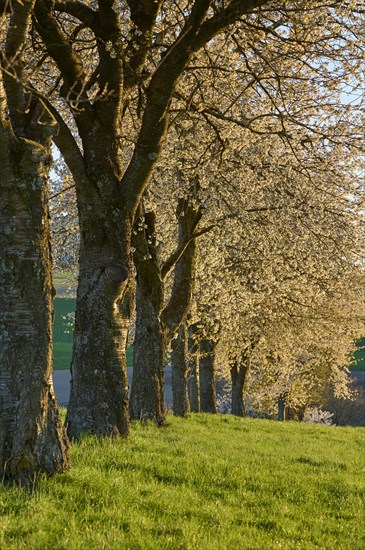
[1, 415, 364, 549]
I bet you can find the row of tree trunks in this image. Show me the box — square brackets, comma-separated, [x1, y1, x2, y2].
[172, 336, 252, 417]
[131, 197, 202, 422]
[32, 0, 273, 439]
[172, 334, 219, 416]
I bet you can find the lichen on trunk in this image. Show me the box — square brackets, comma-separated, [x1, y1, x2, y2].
[0, 135, 70, 482]
[66, 238, 131, 439]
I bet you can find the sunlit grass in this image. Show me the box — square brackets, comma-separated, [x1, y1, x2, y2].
[1, 415, 364, 549]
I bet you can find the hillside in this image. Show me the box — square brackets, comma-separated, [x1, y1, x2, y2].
[1, 415, 364, 549]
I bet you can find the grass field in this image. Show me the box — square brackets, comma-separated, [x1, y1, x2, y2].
[0, 415, 364, 549]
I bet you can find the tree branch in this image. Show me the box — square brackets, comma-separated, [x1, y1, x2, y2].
[3, 0, 36, 134]
[121, 2, 212, 214]
[124, 0, 163, 89]
[38, 94, 88, 187]
[34, 0, 94, 135]
[161, 198, 203, 280]
[192, 0, 271, 52]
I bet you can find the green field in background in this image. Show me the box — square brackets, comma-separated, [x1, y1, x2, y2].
[53, 298, 74, 370]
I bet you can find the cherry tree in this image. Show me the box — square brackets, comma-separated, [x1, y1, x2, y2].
[0, 2, 69, 482]
[191, 149, 365, 418]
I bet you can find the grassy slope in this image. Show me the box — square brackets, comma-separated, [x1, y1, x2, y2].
[1, 415, 364, 549]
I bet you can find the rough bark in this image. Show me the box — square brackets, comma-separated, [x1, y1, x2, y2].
[131, 198, 201, 422]
[199, 339, 217, 413]
[0, 2, 69, 482]
[171, 325, 190, 417]
[65, 242, 131, 438]
[0, 126, 70, 482]
[64, 162, 133, 438]
[187, 323, 200, 412]
[130, 280, 166, 423]
[130, 212, 166, 422]
[230, 362, 249, 417]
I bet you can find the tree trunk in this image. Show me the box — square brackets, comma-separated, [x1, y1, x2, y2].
[231, 362, 249, 417]
[66, 238, 131, 438]
[188, 323, 200, 413]
[130, 286, 165, 423]
[130, 211, 166, 423]
[131, 198, 201, 422]
[199, 339, 217, 413]
[278, 396, 286, 421]
[130, 281, 166, 422]
[162, 198, 201, 416]
[285, 407, 292, 421]
[0, 132, 70, 482]
[171, 324, 190, 417]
